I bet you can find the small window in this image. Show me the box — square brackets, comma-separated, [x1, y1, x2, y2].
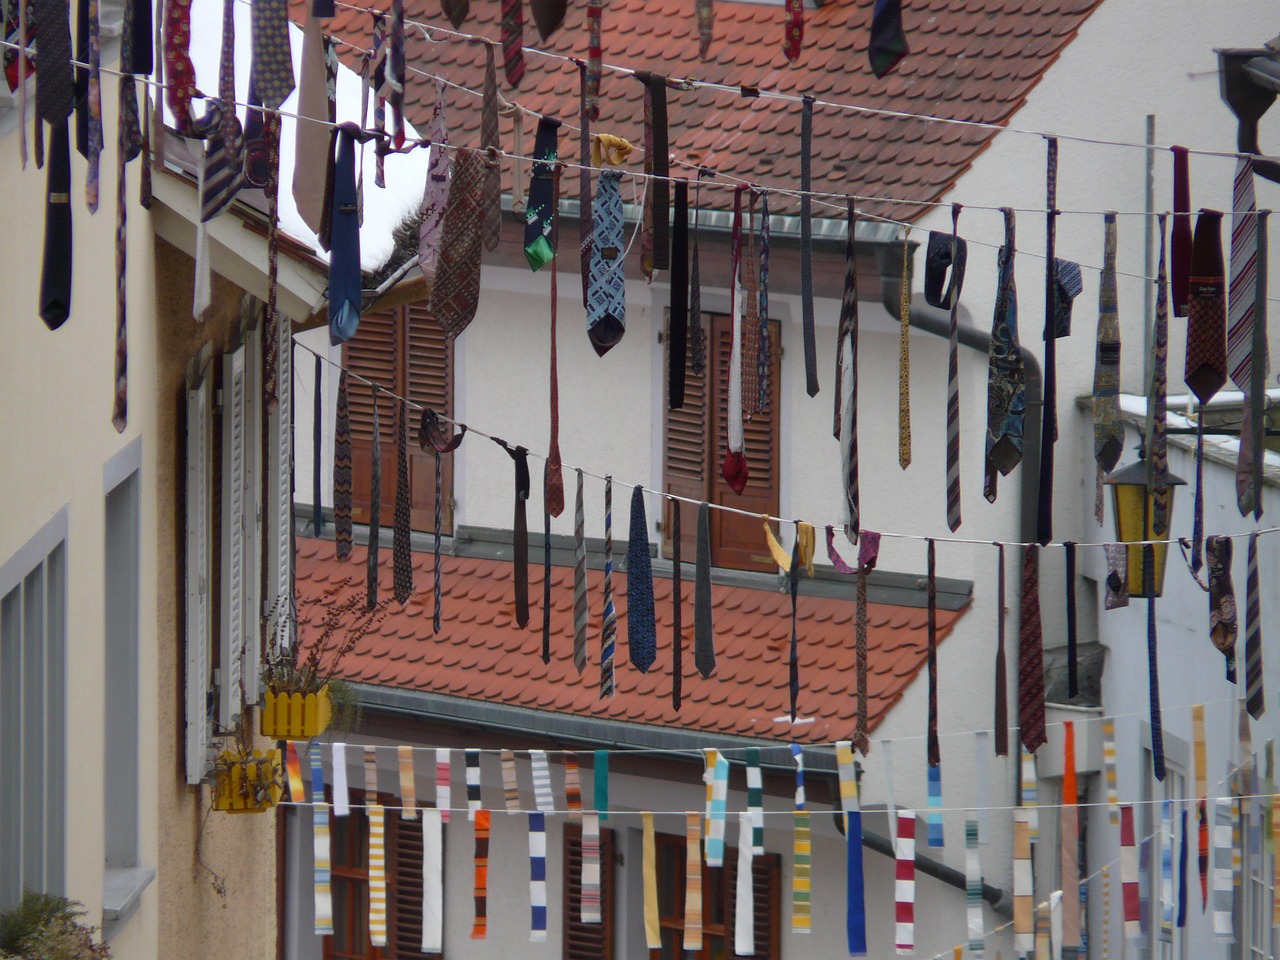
[104, 469, 141, 870]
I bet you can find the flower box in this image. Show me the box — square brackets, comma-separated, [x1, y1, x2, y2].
[212, 748, 283, 814]
[260, 683, 333, 740]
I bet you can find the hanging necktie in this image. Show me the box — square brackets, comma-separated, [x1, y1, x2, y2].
[430, 148, 493, 339]
[1212, 799, 1233, 940]
[782, 0, 803, 61]
[1151, 216, 1171, 534]
[504, 444, 530, 628]
[197, 101, 243, 225]
[577, 61, 593, 309]
[251, 0, 295, 109]
[587, 169, 626, 355]
[1037, 137, 1060, 545]
[926, 539, 940, 767]
[392, 399, 413, 604]
[1172, 146, 1192, 316]
[418, 80, 451, 285]
[479, 43, 501, 250]
[160, 0, 195, 132]
[80, 0, 103, 212]
[985, 207, 1025, 502]
[669, 179, 690, 409]
[626, 486, 657, 673]
[671, 498, 683, 709]
[723, 190, 749, 495]
[259, 109, 281, 398]
[741, 191, 761, 413]
[994, 543, 1008, 756]
[464, 748, 481, 819]
[213, 0, 240, 182]
[1246, 531, 1264, 718]
[419, 409, 464, 632]
[1018, 545, 1046, 753]
[924, 206, 967, 531]
[369, 16, 387, 189]
[835, 742, 866, 955]
[800, 96, 818, 396]
[756, 191, 772, 412]
[112, 77, 142, 433]
[694, 502, 715, 678]
[310, 748, 333, 933]
[334, 371, 353, 559]
[834, 199, 861, 537]
[573, 470, 588, 673]
[440, 0, 468, 27]
[600, 477, 616, 697]
[868, 0, 908, 77]
[966, 820, 983, 956]
[1192, 703, 1209, 908]
[636, 71, 670, 279]
[325, 126, 362, 346]
[1227, 160, 1267, 516]
[689, 170, 708, 374]
[1207, 535, 1238, 681]
[791, 746, 811, 934]
[926, 764, 943, 847]
[39, 121, 72, 330]
[696, 0, 713, 58]
[894, 810, 917, 953]
[585, 3, 603, 119]
[14, 0, 30, 169]
[897, 229, 912, 469]
[1063, 541, 1079, 698]
[313, 358, 324, 535]
[500, 0, 524, 87]
[855, 531, 880, 755]
[1146, 537, 1165, 781]
[387, 0, 405, 148]
[1060, 722, 1081, 950]
[1094, 212, 1124, 483]
[788, 534, 801, 721]
[530, 0, 565, 39]
[471, 809, 490, 939]
[1244, 211, 1270, 520]
[545, 167, 565, 519]
[523, 118, 561, 270]
[1186, 209, 1226, 572]
[366, 386, 383, 610]
[682, 812, 703, 950]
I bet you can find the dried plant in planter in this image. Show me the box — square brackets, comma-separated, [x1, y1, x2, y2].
[0, 892, 110, 959]
[211, 746, 285, 814]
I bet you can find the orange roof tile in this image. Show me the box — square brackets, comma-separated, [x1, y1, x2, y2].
[295, 536, 968, 744]
[290, 0, 1101, 219]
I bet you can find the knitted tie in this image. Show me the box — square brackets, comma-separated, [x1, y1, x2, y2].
[600, 478, 616, 697]
[1093, 212, 1124, 474]
[479, 45, 501, 251]
[392, 399, 413, 604]
[430, 149, 491, 339]
[523, 118, 561, 270]
[1206, 536, 1238, 682]
[587, 170, 626, 355]
[926, 539, 940, 767]
[250, 0, 295, 109]
[1018, 545, 1046, 754]
[834, 200, 860, 537]
[669, 179, 690, 409]
[868, 0, 908, 78]
[39, 122, 73, 330]
[782, 0, 803, 62]
[984, 207, 1025, 502]
[440, 0, 468, 28]
[573, 469, 588, 674]
[671, 499, 683, 710]
[500, 0, 524, 87]
[696, 0, 713, 59]
[1186, 209, 1226, 572]
[1171, 146, 1192, 316]
[1151, 216, 1171, 535]
[366, 385, 382, 610]
[326, 126, 362, 345]
[800, 96, 818, 396]
[1037, 138, 1059, 545]
[924, 206, 967, 531]
[112, 78, 142, 433]
[1226, 160, 1267, 517]
[637, 72, 669, 278]
[897, 232, 912, 469]
[694, 501, 715, 678]
[577, 61, 593, 309]
[626, 486, 657, 673]
[418, 80, 451, 285]
[507, 444, 531, 628]
[1246, 532, 1264, 719]
[994, 544, 1009, 756]
[334, 371, 353, 559]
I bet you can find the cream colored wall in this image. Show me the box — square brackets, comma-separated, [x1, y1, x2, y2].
[0, 79, 162, 955]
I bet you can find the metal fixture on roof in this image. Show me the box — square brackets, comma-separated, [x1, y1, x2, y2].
[1216, 39, 1280, 183]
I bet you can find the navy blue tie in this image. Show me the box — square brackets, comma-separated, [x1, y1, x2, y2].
[326, 124, 361, 345]
[626, 485, 657, 673]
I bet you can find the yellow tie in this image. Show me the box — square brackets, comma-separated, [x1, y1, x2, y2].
[642, 812, 660, 948]
[763, 519, 815, 576]
[592, 133, 634, 167]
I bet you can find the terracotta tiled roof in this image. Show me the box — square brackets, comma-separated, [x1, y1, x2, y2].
[295, 536, 968, 744]
[291, 0, 1100, 219]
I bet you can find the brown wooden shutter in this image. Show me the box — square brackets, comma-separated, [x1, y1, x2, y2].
[385, 808, 442, 960]
[662, 320, 710, 562]
[563, 822, 616, 960]
[344, 304, 454, 535]
[724, 851, 782, 960]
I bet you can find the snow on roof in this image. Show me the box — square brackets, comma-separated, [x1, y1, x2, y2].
[169, 0, 430, 271]
[1117, 392, 1280, 479]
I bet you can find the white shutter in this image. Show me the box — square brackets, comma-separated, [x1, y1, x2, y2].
[219, 347, 247, 731]
[265, 315, 294, 654]
[242, 319, 264, 707]
[185, 370, 215, 785]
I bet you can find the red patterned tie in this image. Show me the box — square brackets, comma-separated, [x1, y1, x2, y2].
[500, 0, 525, 88]
[1018, 545, 1045, 753]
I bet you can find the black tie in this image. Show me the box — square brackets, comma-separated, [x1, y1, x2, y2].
[40, 122, 73, 329]
[669, 179, 689, 409]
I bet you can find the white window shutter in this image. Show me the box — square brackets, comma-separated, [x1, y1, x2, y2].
[265, 316, 294, 654]
[242, 320, 263, 707]
[185, 370, 214, 785]
[219, 347, 247, 731]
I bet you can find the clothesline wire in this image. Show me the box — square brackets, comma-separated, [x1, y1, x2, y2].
[324, 0, 1271, 167]
[293, 339, 1280, 552]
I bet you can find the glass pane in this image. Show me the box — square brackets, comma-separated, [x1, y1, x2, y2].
[333, 878, 351, 950]
[705, 934, 726, 960]
[659, 926, 678, 960]
[706, 867, 725, 925]
[659, 841, 680, 917]
[0, 589, 21, 908]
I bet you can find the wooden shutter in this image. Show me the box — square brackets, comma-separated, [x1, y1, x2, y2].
[242, 316, 263, 705]
[266, 303, 294, 654]
[346, 305, 454, 535]
[386, 810, 442, 960]
[563, 822, 616, 960]
[663, 320, 710, 561]
[724, 851, 782, 960]
[185, 366, 214, 784]
[219, 347, 247, 730]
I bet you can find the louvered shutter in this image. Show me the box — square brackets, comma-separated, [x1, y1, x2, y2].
[347, 307, 398, 527]
[265, 311, 294, 653]
[405, 305, 454, 533]
[563, 822, 615, 960]
[220, 347, 247, 730]
[242, 317, 263, 705]
[724, 851, 782, 960]
[662, 316, 709, 562]
[185, 368, 215, 784]
[385, 808, 442, 959]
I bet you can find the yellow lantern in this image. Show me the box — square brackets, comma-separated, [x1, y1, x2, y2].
[1104, 456, 1186, 598]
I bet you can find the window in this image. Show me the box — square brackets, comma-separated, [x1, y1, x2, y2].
[104, 467, 140, 870]
[344, 304, 454, 535]
[0, 511, 68, 909]
[1140, 747, 1186, 960]
[652, 831, 781, 960]
[326, 793, 441, 960]
[663, 316, 781, 572]
[1243, 798, 1273, 959]
[186, 350, 215, 784]
[563, 821, 616, 960]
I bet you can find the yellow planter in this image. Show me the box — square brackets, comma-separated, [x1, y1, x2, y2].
[212, 748, 283, 814]
[260, 684, 333, 740]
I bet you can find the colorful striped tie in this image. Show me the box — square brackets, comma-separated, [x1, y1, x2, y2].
[1120, 806, 1140, 939]
[965, 820, 983, 956]
[746, 748, 764, 854]
[581, 813, 602, 922]
[1014, 808, 1035, 952]
[792, 747, 811, 934]
[945, 204, 964, 530]
[311, 748, 333, 934]
[683, 812, 703, 949]
[1246, 532, 1264, 718]
[528, 812, 547, 941]
[472, 809, 490, 938]
[894, 811, 916, 954]
[398, 746, 416, 819]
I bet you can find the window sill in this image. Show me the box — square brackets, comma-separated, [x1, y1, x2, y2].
[102, 866, 155, 940]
